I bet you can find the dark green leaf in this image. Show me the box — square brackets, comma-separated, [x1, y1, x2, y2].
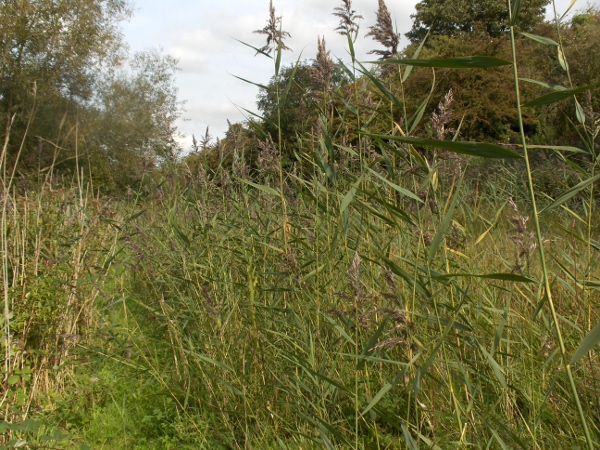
[434, 273, 538, 283]
[519, 31, 558, 47]
[377, 56, 512, 69]
[569, 323, 600, 365]
[366, 134, 522, 158]
[523, 85, 594, 108]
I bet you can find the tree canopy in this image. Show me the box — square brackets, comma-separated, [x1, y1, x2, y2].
[406, 0, 550, 42]
[0, 0, 182, 191]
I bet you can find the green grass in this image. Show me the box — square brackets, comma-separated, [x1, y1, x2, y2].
[3, 154, 597, 448]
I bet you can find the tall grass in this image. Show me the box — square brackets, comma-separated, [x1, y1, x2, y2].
[1, 0, 599, 449]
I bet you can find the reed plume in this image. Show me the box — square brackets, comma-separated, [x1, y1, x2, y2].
[508, 197, 537, 273]
[366, 0, 400, 60]
[431, 89, 455, 141]
[333, 0, 362, 39]
[254, 0, 291, 55]
[311, 36, 334, 103]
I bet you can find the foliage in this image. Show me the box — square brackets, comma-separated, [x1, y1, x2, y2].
[532, 9, 600, 150]
[0, 0, 182, 192]
[0, 0, 131, 161]
[406, 0, 550, 42]
[85, 49, 183, 190]
[398, 34, 539, 142]
[256, 61, 349, 164]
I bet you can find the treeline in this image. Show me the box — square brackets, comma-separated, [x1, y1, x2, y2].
[1, 0, 182, 191]
[1, 0, 598, 194]
[187, 0, 599, 184]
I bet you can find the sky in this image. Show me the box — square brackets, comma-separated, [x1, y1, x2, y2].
[120, 0, 596, 150]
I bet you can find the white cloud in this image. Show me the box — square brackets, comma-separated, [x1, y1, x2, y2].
[122, 0, 598, 144]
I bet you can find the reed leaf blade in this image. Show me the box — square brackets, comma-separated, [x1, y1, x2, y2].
[569, 323, 600, 366]
[377, 56, 512, 69]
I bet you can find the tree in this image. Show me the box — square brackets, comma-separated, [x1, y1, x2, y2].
[0, 0, 131, 161]
[257, 63, 315, 164]
[0, 0, 184, 193]
[257, 61, 349, 163]
[531, 9, 600, 149]
[84, 49, 183, 190]
[406, 0, 549, 42]
[398, 34, 539, 141]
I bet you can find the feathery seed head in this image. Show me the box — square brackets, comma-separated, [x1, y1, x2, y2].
[508, 197, 538, 272]
[432, 89, 455, 140]
[348, 251, 362, 295]
[333, 0, 363, 38]
[311, 36, 334, 98]
[366, 0, 400, 60]
[254, 0, 291, 55]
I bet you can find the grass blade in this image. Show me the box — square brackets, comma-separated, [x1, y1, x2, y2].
[357, 61, 403, 111]
[366, 134, 522, 159]
[523, 85, 594, 108]
[403, 30, 430, 82]
[519, 31, 558, 46]
[527, 144, 587, 154]
[361, 352, 421, 416]
[340, 175, 363, 213]
[367, 167, 422, 202]
[569, 323, 600, 366]
[479, 344, 507, 389]
[519, 77, 566, 90]
[230, 73, 269, 90]
[539, 173, 600, 213]
[428, 177, 463, 264]
[475, 201, 507, 245]
[401, 423, 419, 450]
[239, 178, 280, 197]
[408, 69, 436, 134]
[376, 56, 512, 69]
[433, 273, 538, 283]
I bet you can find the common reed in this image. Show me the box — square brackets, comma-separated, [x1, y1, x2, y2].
[366, 0, 401, 60]
[2, 1, 599, 449]
[333, 0, 362, 39]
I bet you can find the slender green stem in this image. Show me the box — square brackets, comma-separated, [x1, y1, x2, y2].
[507, 4, 594, 448]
